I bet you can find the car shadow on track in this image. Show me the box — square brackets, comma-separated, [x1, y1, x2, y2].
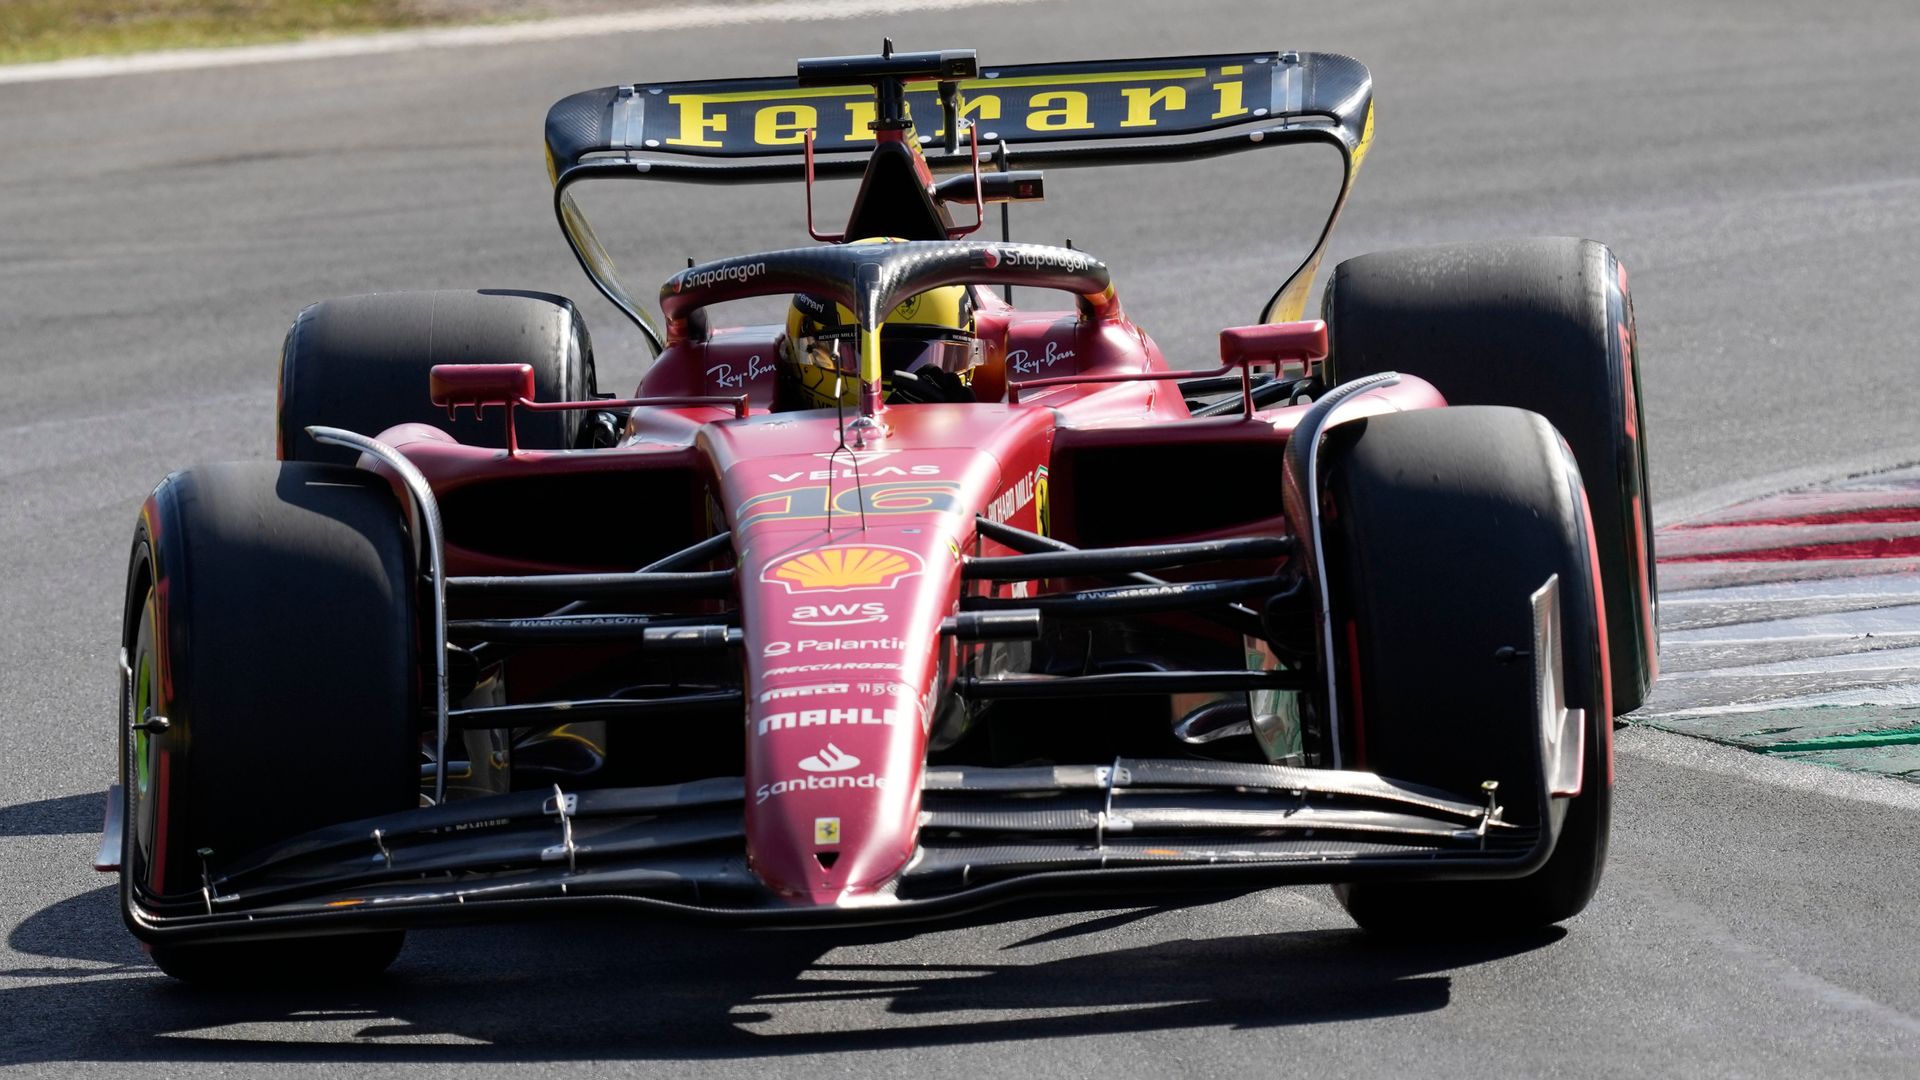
[0, 793, 104, 838]
[3, 884, 1562, 1064]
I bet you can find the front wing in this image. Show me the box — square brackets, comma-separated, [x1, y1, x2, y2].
[117, 757, 1551, 945]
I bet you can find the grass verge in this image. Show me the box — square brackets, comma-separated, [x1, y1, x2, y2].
[0, 0, 466, 65]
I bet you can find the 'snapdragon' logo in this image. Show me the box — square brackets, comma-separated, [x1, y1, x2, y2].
[676, 261, 768, 292]
[989, 245, 1097, 274]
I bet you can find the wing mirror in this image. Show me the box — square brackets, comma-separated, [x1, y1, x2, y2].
[427, 362, 750, 455]
[429, 363, 536, 413]
[1219, 320, 1328, 372]
[1011, 320, 1327, 419]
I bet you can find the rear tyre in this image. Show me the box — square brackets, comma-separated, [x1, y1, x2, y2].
[121, 461, 419, 983]
[277, 289, 597, 463]
[1323, 238, 1655, 713]
[1316, 407, 1611, 934]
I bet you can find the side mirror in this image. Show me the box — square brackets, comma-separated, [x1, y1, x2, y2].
[1219, 320, 1328, 371]
[429, 363, 536, 413]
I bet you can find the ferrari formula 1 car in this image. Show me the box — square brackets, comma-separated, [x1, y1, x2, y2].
[99, 46, 1656, 982]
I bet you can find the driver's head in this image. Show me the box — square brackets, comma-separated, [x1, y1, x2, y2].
[780, 239, 981, 409]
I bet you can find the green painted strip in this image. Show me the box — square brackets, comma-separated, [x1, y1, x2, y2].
[1766, 744, 1920, 780]
[1756, 727, 1920, 754]
[1631, 704, 1920, 747]
[1628, 708, 1920, 784]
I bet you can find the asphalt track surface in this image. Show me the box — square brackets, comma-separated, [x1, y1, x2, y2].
[4, 0, 1920, 1074]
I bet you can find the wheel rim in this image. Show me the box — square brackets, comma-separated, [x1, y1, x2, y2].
[126, 586, 168, 898]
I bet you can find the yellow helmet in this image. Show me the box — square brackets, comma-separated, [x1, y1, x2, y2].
[780, 239, 980, 409]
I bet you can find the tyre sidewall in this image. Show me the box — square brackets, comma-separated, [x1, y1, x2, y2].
[1319, 407, 1612, 929]
[120, 463, 420, 916]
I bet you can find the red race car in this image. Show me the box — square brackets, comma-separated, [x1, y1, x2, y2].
[100, 46, 1655, 983]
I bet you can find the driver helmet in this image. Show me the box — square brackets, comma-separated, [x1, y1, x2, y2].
[781, 238, 982, 408]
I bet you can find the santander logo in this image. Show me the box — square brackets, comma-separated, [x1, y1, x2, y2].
[798, 743, 861, 773]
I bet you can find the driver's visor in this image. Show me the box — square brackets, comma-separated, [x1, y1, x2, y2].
[806, 331, 982, 379]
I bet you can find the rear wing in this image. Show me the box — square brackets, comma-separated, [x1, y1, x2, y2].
[545, 51, 1373, 353]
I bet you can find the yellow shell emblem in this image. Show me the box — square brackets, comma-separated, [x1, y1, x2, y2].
[763, 545, 923, 593]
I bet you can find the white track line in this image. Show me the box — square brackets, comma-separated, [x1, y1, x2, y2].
[1666, 605, 1920, 644]
[1662, 573, 1920, 605]
[1659, 645, 1920, 680]
[0, 0, 1051, 86]
[1643, 683, 1920, 719]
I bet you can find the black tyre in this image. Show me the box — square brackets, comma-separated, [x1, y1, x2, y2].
[1317, 407, 1611, 933]
[120, 461, 419, 983]
[277, 289, 597, 464]
[1323, 238, 1655, 714]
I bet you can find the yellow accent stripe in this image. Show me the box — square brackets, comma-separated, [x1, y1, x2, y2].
[1266, 102, 1373, 325]
[860, 324, 883, 394]
[1350, 101, 1376, 172]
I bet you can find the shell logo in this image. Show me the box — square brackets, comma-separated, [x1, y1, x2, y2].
[762, 545, 924, 593]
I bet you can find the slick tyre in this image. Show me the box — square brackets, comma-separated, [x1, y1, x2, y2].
[1317, 407, 1611, 934]
[1323, 238, 1655, 713]
[120, 461, 418, 984]
[277, 289, 597, 463]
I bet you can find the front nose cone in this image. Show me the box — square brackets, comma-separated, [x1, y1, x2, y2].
[741, 534, 951, 904]
[749, 716, 922, 900]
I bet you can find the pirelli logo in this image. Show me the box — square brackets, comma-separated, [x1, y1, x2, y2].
[647, 63, 1267, 155]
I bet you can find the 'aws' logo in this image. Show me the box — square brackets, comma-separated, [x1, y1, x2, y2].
[790, 602, 887, 627]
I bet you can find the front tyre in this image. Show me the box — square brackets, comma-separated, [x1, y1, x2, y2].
[1316, 407, 1612, 934]
[121, 461, 419, 983]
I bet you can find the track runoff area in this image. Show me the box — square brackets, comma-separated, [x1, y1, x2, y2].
[1635, 464, 1920, 782]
